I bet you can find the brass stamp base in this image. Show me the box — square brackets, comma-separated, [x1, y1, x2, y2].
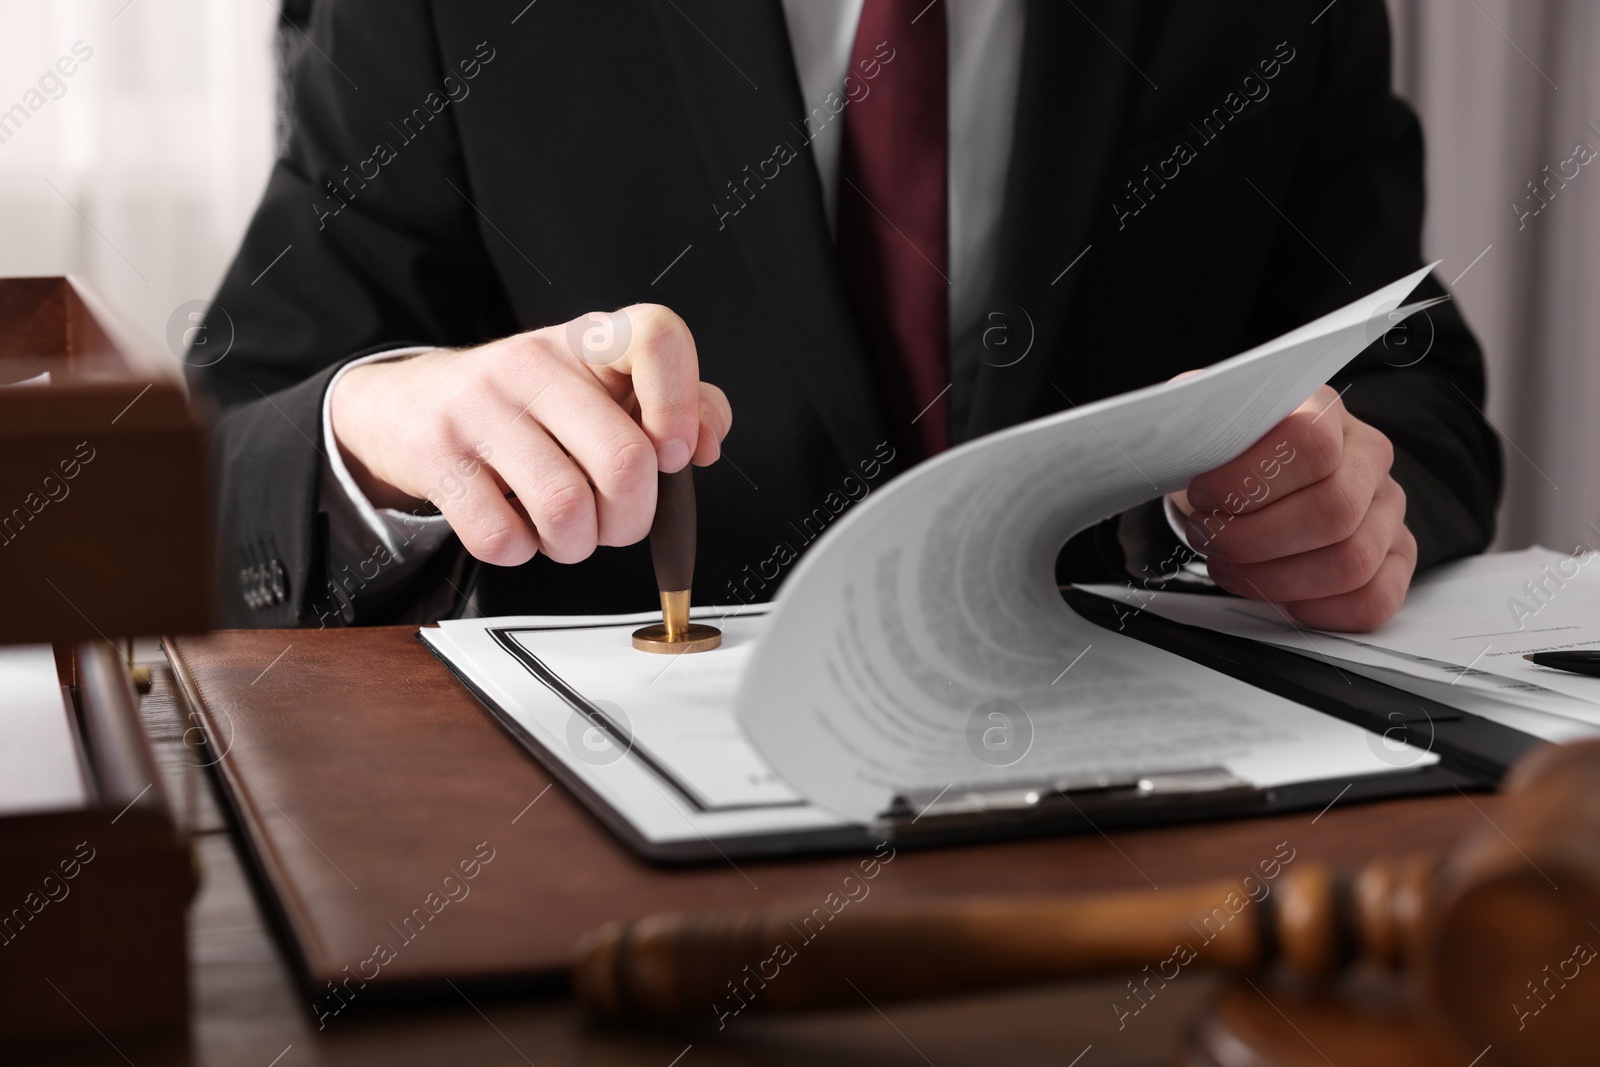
[631, 623, 722, 655]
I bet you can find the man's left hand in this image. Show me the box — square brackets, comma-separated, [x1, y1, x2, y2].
[1169, 385, 1416, 632]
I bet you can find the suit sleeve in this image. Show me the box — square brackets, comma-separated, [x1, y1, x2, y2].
[187, 0, 515, 627]
[1243, 0, 1503, 571]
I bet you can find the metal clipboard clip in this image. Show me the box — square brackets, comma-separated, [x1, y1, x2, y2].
[873, 766, 1271, 841]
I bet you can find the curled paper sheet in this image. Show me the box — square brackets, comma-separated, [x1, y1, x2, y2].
[738, 266, 1440, 821]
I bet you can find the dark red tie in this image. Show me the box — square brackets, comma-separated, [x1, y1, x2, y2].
[837, 0, 949, 459]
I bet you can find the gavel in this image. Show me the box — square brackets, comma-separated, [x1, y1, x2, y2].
[574, 740, 1600, 1066]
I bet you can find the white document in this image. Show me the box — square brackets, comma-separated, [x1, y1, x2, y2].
[427, 267, 1444, 845]
[424, 607, 850, 850]
[1079, 547, 1600, 742]
[734, 267, 1441, 821]
[1333, 546, 1600, 704]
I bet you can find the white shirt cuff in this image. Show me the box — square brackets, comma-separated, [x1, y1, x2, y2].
[320, 347, 455, 570]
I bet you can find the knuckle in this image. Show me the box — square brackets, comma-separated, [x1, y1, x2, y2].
[1383, 473, 1407, 513]
[1224, 531, 1275, 566]
[1187, 470, 1226, 503]
[535, 477, 594, 532]
[1350, 565, 1407, 631]
[1198, 516, 1257, 563]
[474, 351, 531, 399]
[629, 302, 681, 332]
[469, 362, 501, 399]
[1332, 533, 1383, 590]
[485, 334, 534, 374]
[1300, 422, 1342, 481]
[525, 330, 565, 364]
[1183, 508, 1227, 549]
[1371, 427, 1395, 473]
[405, 421, 452, 480]
[525, 340, 575, 388]
[470, 522, 532, 567]
[627, 303, 691, 356]
[418, 407, 453, 436]
[563, 310, 632, 368]
[702, 382, 731, 432]
[1395, 518, 1417, 559]
[1315, 474, 1367, 541]
[598, 432, 657, 489]
[1380, 581, 1406, 622]
[1197, 534, 1240, 563]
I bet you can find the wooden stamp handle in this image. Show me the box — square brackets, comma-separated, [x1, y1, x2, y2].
[649, 466, 696, 595]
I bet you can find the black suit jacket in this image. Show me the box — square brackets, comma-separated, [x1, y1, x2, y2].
[193, 0, 1501, 629]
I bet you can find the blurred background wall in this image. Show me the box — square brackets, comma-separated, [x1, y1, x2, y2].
[0, 0, 1593, 554]
[1388, 0, 1600, 554]
[0, 0, 276, 370]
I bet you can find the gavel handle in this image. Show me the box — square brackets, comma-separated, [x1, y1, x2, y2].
[575, 859, 1437, 1022]
[574, 863, 1405, 1023]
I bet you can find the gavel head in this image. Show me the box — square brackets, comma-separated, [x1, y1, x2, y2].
[1422, 739, 1600, 1066]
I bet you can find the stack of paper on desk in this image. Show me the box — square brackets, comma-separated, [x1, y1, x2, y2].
[424, 267, 1450, 854]
[1081, 546, 1600, 744]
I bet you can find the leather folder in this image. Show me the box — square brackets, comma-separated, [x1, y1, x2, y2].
[165, 625, 1517, 1005]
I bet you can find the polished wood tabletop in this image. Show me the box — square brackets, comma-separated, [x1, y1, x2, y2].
[22, 661, 1505, 1067]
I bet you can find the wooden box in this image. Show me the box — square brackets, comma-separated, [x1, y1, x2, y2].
[0, 276, 206, 1037]
[0, 275, 209, 644]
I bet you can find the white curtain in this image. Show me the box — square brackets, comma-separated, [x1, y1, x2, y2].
[0, 0, 277, 379]
[1387, 0, 1600, 552]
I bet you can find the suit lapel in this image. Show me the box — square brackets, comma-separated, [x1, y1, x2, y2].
[964, 0, 1155, 441]
[649, 0, 892, 470]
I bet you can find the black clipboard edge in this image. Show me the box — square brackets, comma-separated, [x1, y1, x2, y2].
[1063, 586, 1547, 786]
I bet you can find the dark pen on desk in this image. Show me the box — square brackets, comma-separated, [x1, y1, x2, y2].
[631, 464, 722, 654]
[1523, 651, 1600, 678]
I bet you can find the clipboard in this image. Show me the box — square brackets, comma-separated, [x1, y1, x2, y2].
[423, 592, 1543, 864]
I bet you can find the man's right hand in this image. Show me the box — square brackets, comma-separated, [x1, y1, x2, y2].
[328, 304, 732, 567]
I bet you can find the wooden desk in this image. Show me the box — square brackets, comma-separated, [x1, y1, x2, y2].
[25, 661, 1502, 1067]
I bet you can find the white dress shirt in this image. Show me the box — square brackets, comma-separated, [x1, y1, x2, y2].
[780, 0, 1025, 356]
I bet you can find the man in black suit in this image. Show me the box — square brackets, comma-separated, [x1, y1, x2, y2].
[193, 0, 1501, 633]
